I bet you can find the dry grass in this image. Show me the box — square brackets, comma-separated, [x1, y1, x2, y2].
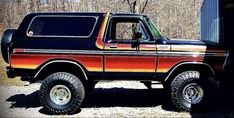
[0, 0, 203, 39]
[0, 23, 6, 38]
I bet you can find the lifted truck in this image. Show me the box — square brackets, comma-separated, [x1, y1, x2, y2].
[1, 12, 227, 114]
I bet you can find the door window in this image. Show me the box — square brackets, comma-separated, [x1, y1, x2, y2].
[109, 18, 149, 41]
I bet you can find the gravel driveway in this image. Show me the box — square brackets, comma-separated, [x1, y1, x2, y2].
[0, 81, 234, 117]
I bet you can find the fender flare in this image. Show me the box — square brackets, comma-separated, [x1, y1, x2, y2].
[33, 60, 88, 80]
[164, 62, 215, 81]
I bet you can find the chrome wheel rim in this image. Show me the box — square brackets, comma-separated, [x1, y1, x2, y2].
[182, 83, 204, 104]
[49, 85, 71, 105]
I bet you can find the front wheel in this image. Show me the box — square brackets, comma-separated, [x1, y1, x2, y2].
[39, 72, 85, 114]
[171, 71, 211, 111]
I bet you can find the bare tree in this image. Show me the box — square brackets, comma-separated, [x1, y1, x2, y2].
[0, 0, 204, 39]
[123, 0, 150, 13]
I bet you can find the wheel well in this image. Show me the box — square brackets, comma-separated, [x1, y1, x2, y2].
[34, 61, 88, 83]
[164, 63, 215, 84]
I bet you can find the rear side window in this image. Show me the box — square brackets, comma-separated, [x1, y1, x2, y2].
[27, 16, 98, 37]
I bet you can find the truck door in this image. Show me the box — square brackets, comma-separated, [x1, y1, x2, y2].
[103, 16, 157, 80]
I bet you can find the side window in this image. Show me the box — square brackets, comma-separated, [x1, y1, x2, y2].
[115, 22, 136, 40]
[27, 16, 97, 37]
[110, 19, 149, 41]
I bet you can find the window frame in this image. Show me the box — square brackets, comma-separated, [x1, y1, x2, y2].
[144, 17, 163, 40]
[103, 15, 152, 43]
[26, 15, 99, 38]
[114, 21, 150, 41]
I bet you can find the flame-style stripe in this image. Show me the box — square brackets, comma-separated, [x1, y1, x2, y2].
[171, 45, 207, 52]
[96, 12, 110, 49]
[157, 56, 204, 73]
[105, 68, 155, 72]
[105, 56, 156, 72]
[104, 44, 157, 51]
[11, 54, 103, 72]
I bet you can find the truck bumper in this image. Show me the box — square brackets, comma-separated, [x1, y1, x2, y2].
[6, 66, 16, 78]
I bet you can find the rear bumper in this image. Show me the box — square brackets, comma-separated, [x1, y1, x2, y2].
[6, 66, 34, 79]
[6, 66, 16, 78]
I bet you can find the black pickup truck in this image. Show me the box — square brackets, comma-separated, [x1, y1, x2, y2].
[1, 12, 227, 114]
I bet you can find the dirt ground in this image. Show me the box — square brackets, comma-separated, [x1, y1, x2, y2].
[0, 81, 234, 117]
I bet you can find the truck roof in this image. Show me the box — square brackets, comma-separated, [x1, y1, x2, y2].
[28, 12, 147, 17]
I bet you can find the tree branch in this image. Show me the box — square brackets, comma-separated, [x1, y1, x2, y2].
[132, 1, 136, 13]
[123, 0, 134, 13]
[141, 0, 149, 13]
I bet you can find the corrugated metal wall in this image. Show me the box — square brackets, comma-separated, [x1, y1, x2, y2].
[200, 0, 220, 43]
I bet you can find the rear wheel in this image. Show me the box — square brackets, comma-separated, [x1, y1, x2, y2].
[39, 72, 85, 114]
[171, 71, 211, 111]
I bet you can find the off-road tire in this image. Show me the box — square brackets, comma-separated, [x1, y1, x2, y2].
[171, 71, 210, 111]
[39, 72, 85, 114]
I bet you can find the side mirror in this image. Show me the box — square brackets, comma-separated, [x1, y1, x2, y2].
[134, 31, 142, 40]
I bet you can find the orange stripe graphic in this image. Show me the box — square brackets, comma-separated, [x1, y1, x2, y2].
[105, 56, 156, 72]
[11, 54, 103, 72]
[96, 12, 110, 49]
[157, 56, 204, 73]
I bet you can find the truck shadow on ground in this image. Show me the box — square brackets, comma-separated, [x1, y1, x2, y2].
[83, 88, 170, 108]
[6, 90, 41, 109]
[5, 88, 234, 116]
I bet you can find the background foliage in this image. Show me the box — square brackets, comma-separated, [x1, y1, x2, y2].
[0, 0, 203, 39]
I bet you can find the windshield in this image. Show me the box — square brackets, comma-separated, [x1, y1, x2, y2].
[145, 17, 163, 39]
